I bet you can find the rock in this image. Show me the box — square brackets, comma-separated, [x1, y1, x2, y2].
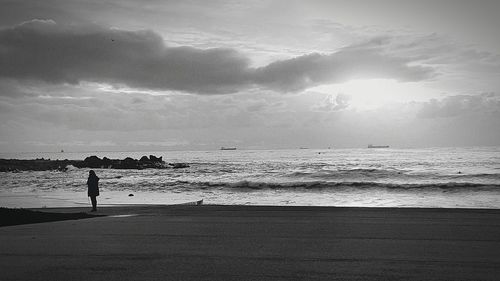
[170, 163, 190, 169]
[101, 157, 112, 168]
[57, 165, 68, 172]
[120, 157, 139, 169]
[139, 156, 150, 162]
[83, 156, 102, 168]
[149, 155, 162, 162]
[0, 155, 170, 171]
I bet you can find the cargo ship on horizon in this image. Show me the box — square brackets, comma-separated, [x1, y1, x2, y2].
[367, 144, 390, 148]
[220, 147, 237, 150]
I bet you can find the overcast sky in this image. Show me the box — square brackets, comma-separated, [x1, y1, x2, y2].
[1, 0, 500, 152]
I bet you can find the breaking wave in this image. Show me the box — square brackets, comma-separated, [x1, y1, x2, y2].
[288, 169, 500, 181]
[192, 180, 500, 191]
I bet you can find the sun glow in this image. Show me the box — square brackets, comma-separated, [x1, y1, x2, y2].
[311, 79, 441, 110]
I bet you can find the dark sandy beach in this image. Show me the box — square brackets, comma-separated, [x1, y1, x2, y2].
[1, 205, 500, 281]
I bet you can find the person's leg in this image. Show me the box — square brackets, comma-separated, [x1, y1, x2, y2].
[90, 196, 97, 211]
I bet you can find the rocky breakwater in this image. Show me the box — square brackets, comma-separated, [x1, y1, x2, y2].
[0, 158, 75, 172]
[78, 155, 168, 169]
[0, 155, 190, 172]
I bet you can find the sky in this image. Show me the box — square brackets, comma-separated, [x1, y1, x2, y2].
[1, 0, 500, 152]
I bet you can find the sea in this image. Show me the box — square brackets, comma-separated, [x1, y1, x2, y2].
[1, 147, 500, 208]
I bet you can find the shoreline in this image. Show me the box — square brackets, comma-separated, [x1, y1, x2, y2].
[2, 187, 500, 210]
[1, 204, 499, 280]
[27, 203, 500, 213]
[0, 190, 204, 209]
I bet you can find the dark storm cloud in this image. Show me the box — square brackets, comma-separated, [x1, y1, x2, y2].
[0, 20, 251, 94]
[0, 20, 434, 95]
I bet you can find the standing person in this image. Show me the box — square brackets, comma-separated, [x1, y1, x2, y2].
[87, 170, 99, 212]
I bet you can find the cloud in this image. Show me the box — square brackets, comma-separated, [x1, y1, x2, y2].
[241, 42, 434, 92]
[0, 78, 37, 98]
[416, 93, 500, 118]
[314, 93, 350, 112]
[0, 20, 435, 95]
[0, 20, 251, 94]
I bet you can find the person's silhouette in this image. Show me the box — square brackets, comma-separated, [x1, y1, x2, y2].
[87, 170, 99, 212]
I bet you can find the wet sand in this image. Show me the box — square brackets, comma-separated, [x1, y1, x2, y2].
[1, 205, 500, 280]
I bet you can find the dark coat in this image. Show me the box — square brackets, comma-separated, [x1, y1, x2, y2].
[87, 175, 99, 197]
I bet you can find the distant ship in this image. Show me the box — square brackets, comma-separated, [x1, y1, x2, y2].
[220, 147, 237, 150]
[367, 144, 390, 148]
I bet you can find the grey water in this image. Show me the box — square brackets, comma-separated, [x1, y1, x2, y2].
[1, 147, 500, 208]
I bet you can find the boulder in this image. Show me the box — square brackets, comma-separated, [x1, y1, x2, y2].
[101, 157, 112, 168]
[149, 155, 163, 162]
[0, 155, 172, 171]
[139, 156, 150, 163]
[120, 157, 139, 169]
[83, 156, 103, 168]
[170, 163, 190, 169]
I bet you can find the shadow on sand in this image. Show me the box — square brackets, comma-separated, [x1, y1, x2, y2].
[0, 207, 103, 227]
